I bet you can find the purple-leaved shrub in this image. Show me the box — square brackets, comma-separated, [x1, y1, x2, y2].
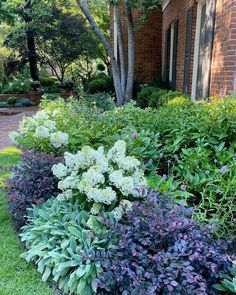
[96, 191, 233, 295]
[6, 150, 61, 229]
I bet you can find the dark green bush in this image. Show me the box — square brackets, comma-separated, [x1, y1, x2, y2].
[96, 63, 106, 72]
[2, 78, 33, 94]
[87, 75, 113, 94]
[39, 76, 57, 87]
[81, 93, 115, 111]
[15, 98, 35, 107]
[136, 86, 187, 108]
[30, 80, 41, 91]
[7, 96, 18, 105]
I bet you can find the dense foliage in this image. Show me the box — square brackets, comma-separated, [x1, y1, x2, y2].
[136, 86, 185, 108]
[20, 197, 111, 295]
[97, 191, 233, 295]
[10, 95, 236, 236]
[6, 150, 61, 228]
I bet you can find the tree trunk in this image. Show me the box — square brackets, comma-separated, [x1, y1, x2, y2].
[24, 1, 39, 81]
[114, 6, 126, 97]
[124, 1, 135, 102]
[76, 0, 125, 105]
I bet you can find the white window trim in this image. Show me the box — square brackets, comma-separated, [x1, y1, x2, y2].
[191, 0, 207, 100]
[169, 23, 175, 82]
[162, 0, 172, 11]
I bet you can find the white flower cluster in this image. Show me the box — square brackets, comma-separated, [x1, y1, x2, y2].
[52, 140, 147, 213]
[9, 109, 69, 149]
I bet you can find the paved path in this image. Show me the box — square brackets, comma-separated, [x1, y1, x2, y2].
[0, 107, 38, 150]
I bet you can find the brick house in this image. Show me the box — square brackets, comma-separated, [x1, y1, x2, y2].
[111, 0, 236, 100]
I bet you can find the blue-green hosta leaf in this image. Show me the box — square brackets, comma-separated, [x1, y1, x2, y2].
[76, 265, 87, 278]
[42, 266, 51, 282]
[77, 278, 86, 294]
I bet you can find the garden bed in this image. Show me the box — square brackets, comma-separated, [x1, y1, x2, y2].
[0, 91, 73, 105]
[4, 94, 236, 295]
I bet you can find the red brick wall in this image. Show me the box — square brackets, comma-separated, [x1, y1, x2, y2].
[110, 6, 162, 84]
[210, 0, 236, 96]
[162, 0, 197, 95]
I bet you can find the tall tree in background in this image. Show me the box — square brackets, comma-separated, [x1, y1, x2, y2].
[22, 0, 39, 81]
[76, 0, 161, 106]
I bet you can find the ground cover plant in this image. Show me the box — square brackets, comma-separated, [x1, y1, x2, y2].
[96, 191, 233, 295]
[6, 149, 61, 229]
[0, 147, 53, 295]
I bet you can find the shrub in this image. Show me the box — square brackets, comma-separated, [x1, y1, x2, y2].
[39, 75, 57, 87]
[81, 93, 116, 111]
[9, 108, 69, 151]
[15, 98, 35, 107]
[87, 75, 113, 94]
[6, 150, 61, 229]
[7, 96, 18, 105]
[96, 63, 106, 72]
[52, 140, 147, 218]
[2, 77, 33, 94]
[136, 86, 187, 108]
[20, 198, 111, 295]
[30, 80, 41, 91]
[97, 191, 233, 295]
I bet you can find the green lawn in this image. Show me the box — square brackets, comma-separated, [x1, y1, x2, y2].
[0, 147, 53, 295]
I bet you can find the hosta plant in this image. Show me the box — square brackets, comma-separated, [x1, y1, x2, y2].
[20, 198, 112, 295]
[6, 150, 61, 229]
[214, 264, 236, 293]
[52, 140, 147, 219]
[96, 190, 233, 295]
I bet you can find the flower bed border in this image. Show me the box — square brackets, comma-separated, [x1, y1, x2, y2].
[0, 91, 73, 105]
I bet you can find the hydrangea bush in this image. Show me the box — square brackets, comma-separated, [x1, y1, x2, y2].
[52, 140, 147, 219]
[9, 109, 69, 151]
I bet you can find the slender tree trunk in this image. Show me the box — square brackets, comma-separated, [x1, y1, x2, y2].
[114, 5, 126, 97]
[76, 0, 125, 105]
[124, 1, 135, 102]
[24, 1, 39, 81]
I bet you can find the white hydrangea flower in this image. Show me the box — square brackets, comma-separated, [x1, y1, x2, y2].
[90, 203, 102, 215]
[34, 110, 49, 121]
[43, 120, 56, 131]
[9, 131, 20, 145]
[53, 140, 148, 210]
[107, 140, 126, 162]
[50, 131, 69, 148]
[64, 152, 76, 170]
[118, 156, 141, 171]
[112, 205, 123, 221]
[52, 163, 68, 178]
[19, 117, 36, 135]
[34, 126, 50, 138]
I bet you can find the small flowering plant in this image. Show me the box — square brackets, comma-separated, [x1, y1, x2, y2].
[9, 109, 69, 151]
[52, 140, 148, 219]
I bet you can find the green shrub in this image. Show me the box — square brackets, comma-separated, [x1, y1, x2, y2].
[136, 86, 187, 108]
[20, 198, 111, 295]
[81, 93, 115, 111]
[39, 76, 57, 87]
[2, 77, 33, 94]
[87, 75, 113, 94]
[30, 80, 41, 91]
[15, 98, 35, 107]
[96, 63, 105, 72]
[7, 96, 18, 105]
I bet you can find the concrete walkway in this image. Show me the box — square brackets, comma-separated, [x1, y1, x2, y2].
[0, 107, 38, 150]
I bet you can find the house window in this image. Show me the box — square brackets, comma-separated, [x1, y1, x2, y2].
[163, 20, 178, 90]
[192, 0, 216, 100]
